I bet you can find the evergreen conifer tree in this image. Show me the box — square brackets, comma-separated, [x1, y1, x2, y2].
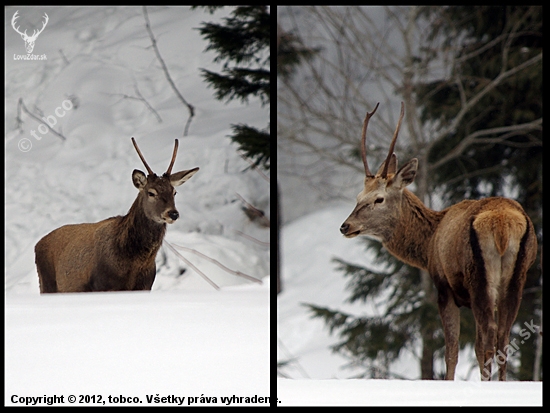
[196, 6, 270, 169]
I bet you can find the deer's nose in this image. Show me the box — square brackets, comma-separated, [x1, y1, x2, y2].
[168, 210, 179, 221]
[340, 223, 349, 234]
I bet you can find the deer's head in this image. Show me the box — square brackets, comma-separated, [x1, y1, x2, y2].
[11, 11, 49, 54]
[340, 102, 418, 241]
[131, 138, 199, 224]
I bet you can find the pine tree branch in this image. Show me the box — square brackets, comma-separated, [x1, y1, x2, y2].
[230, 124, 270, 168]
[201, 68, 269, 105]
[143, 6, 195, 136]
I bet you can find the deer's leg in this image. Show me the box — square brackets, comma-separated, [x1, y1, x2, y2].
[495, 230, 532, 381]
[471, 298, 497, 381]
[437, 286, 460, 380]
[495, 267, 527, 380]
[496, 300, 514, 381]
[473, 321, 491, 380]
[469, 222, 500, 380]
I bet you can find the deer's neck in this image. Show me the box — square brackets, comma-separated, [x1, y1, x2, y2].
[117, 197, 166, 260]
[384, 189, 444, 270]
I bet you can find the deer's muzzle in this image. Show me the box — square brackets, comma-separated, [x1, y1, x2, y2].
[340, 222, 360, 238]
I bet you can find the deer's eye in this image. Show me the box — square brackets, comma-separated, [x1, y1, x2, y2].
[148, 191, 156, 197]
[374, 197, 384, 204]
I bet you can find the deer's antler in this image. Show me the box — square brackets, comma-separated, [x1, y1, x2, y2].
[361, 103, 380, 178]
[165, 139, 179, 176]
[131, 137, 154, 175]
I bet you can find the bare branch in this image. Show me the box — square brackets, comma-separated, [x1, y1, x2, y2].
[58, 49, 70, 66]
[172, 243, 263, 284]
[18, 98, 66, 141]
[143, 6, 194, 136]
[164, 240, 220, 290]
[278, 6, 541, 212]
[133, 84, 163, 123]
[239, 152, 270, 183]
[236, 193, 270, 228]
[431, 118, 542, 170]
[233, 229, 270, 247]
[444, 164, 513, 188]
[110, 84, 163, 123]
[432, 52, 541, 149]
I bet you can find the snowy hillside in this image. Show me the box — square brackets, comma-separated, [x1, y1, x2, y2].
[5, 6, 269, 406]
[277, 204, 423, 380]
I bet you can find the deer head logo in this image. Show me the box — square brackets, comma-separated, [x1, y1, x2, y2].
[11, 10, 49, 54]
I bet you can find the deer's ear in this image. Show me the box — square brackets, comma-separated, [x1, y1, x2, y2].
[132, 170, 147, 190]
[170, 167, 199, 187]
[391, 158, 417, 189]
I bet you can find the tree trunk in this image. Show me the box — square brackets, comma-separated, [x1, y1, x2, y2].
[420, 331, 435, 379]
[277, 181, 282, 294]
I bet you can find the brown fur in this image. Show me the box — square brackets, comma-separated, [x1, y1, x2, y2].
[341, 143, 537, 381]
[35, 140, 199, 293]
[429, 196, 535, 380]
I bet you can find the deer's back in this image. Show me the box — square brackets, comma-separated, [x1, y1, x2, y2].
[35, 217, 119, 292]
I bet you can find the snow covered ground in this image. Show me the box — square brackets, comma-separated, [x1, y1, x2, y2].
[277, 205, 542, 406]
[7, 286, 269, 406]
[277, 378, 542, 406]
[5, 6, 269, 406]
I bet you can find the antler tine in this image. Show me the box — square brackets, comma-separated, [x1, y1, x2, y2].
[361, 102, 380, 177]
[34, 13, 49, 37]
[381, 101, 405, 179]
[165, 139, 179, 176]
[131, 137, 154, 175]
[11, 11, 25, 35]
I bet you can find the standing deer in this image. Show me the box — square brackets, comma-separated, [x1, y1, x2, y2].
[340, 102, 537, 380]
[35, 138, 199, 293]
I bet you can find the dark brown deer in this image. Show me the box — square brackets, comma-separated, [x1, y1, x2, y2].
[340, 102, 537, 380]
[35, 138, 199, 293]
